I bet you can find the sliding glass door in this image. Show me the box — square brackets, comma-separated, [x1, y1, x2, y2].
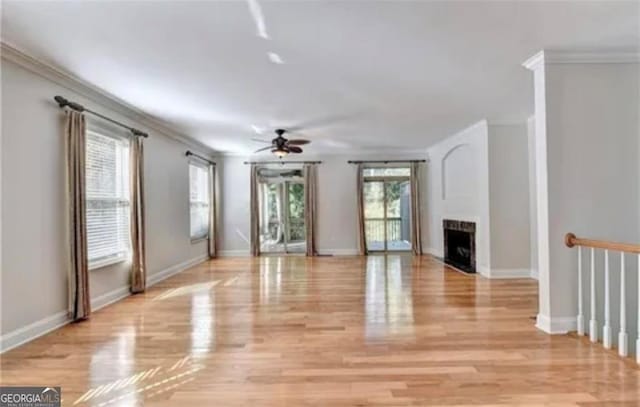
[363, 168, 412, 252]
[258, 168, 306, 254]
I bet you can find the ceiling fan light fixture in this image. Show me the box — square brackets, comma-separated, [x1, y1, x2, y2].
[253, 128, 309, 156]
[273, 147, 289, 157]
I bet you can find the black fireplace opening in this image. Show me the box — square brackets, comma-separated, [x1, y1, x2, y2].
[443, 220, 476, 274]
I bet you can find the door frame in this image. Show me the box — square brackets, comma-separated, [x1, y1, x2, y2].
[259, 178, 306, 255]
[363, 175, 412, 253]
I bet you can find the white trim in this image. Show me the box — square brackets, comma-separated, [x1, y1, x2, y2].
[147, 255, 209, 287]
[89, 254, 128, 271]
[426, 247, 444, 258]
[319, 249, 361, 256]
[219, 150, 426, 158]
[545, 50, 640, 64]
[536, 314, 576, 335]
[530, 268, 539, 280]
[190, 237, 209, 245]
[0, 254, 209, 353]
[522, 51, 545, 71]
[91, 286, 131, 311]
[0, 41, 216, 156]
[0, 311, 69, 354]
[219, 249, 363, 257]
[523, 50, 640, 70]
[218, 250, 251, 257]
[478, 265, 491, 278]
[483, 268, 534, 279]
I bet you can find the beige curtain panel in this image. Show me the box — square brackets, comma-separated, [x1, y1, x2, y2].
[356, 163, 367, 255]
[249, 164, 260, 256]
[304, 164, 318, 256]
[65, 110, 91, 320]
[130, 137, 147, 293]
[410, 162, 423, 255]
[208, 164, 218, 258]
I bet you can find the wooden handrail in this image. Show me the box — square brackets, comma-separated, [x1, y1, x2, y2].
[565, 233, 640, 254]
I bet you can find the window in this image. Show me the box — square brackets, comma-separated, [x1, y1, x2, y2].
[86, 130, 131, 269]
[189, 162, 210, 240]
[362, 166, 412, 252]
[363, 167, 411, 177]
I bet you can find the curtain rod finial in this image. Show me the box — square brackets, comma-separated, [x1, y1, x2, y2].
[54, 95, 68, 107]
[131, 129, 148, 138]
[54, 95, 85, 112]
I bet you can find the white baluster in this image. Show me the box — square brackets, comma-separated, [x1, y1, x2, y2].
[603, 250, 612, 349]
[618, 252, 628, 357]
[636, 253, 640, 364]
[589, 248, 597, 342]
[577, 246, 584, 335]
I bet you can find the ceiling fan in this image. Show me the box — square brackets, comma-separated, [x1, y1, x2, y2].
[253, 128, 310, 157]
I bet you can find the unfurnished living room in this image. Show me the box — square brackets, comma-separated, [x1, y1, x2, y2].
[0, 0, 639, 405]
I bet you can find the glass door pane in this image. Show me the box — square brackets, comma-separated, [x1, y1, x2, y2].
[258, 167, 306, 254]
[286, 182, 306, 253]
[364, 181, 385, 251]
[385, 180, 412, 251]
[259, 182, 285, 253]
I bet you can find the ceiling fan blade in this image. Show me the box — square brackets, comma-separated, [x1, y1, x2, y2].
[286, 139, 310, 145]
[251, 138, 272, 144]
[288, 146, 303, 153]
[253, 146, 273, 153]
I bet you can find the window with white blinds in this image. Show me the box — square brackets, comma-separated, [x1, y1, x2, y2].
[86, 130, 131, 269]
[189, 162, 210, 240]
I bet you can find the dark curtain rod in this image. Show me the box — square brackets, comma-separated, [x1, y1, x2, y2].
[54, 96, 149, 138]
[348, 159, 426, 164]
[186, 151, 216, 165]
[243, 160, 322, 165]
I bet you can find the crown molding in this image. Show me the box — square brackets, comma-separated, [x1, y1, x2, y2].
[216, 148, 427, 158]
[523, 50, 640, 70]
[0, 41, 217, 157]
[522, 51, 545, 71]
[545, 50, 640, 64]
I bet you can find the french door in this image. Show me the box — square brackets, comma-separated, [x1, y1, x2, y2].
[363, 177, 412, 252]
[259, 179, 306, 254]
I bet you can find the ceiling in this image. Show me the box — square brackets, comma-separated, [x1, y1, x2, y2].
[2, 1, 638, 155]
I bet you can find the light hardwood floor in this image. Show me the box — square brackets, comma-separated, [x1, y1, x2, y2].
[1, 255, 639, 406]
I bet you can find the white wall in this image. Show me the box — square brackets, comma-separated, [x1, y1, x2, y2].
[426, 120, 532, 278]
[488, 124, 531, 273]
[526, 53, 639, 339]
[1, 58, 212, 349]
[425, 120, 491, 271]
[219, 153, 429, 256]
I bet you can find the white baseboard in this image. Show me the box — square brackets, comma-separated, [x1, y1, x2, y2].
[536, 313, 576, 334]
[91, 286, 131, 311]
[219, 249, 363, 257]
[530, 268, 539, 280]
[319, 249, 360, 256]
[0, 311, 69, 354]
[478, 265, 490, 278]
[218, 250, 251, 257]
[484, 268, 534, 279]
[426, 247, 444, 258]
[147, 254, 209, 287]
[0, 254, 209, 354]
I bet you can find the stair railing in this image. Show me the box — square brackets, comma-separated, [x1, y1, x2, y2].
[565, 233, 640, 363]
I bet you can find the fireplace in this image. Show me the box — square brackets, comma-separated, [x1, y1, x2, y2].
[443, 219, 476, 273]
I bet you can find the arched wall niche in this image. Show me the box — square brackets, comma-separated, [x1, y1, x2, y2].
[441, 143, 475, 200]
